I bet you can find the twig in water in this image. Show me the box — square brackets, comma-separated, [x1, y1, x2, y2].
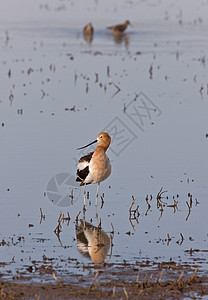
[75, 211, 81, 225]
[186, 194, 193, 221]
[129, 196, 136, 213]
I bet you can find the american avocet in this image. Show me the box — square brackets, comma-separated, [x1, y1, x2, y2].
[107, 20, 132, 34]
[76, 132, 111, 206]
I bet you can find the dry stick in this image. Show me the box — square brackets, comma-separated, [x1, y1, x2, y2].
[96, 279, 101, 290]
[158, 270, 163, 283]
[177, 271, 184, 283]
[188, 267, 198, 282]
[112, 286, 116, 297]
[138, 290, 144, 297]
[136, 269, 140, 283]
[142, 273, 147, 287]
[123, 287, 128, 300]
[89, 271, 100, 290]
[146, 273, 153, 286]
[53, 271, 61, 283]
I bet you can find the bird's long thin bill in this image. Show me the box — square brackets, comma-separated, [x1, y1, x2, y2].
[77, 139, 97, 150]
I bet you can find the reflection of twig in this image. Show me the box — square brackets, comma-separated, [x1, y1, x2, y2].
[74, 70, 77, 86]
[54, 212, 64, 247]
[176, 233, 184, 246]
[129, 217, 135, 232]
[100, 193, 104, 209]
[167, 198, 178, 214]
[145, 195, 151, 216]
[157, 209, 163, 222]
[129, 196, 140, 230]
[107, 65, 121, 101]
[108, 88, 120, 101]
[62, 211, 71, 225]
[108, 77, 121, 92]
[109, 224, 114, 259]
[40, 208, 45, 224]
[149, 63, 153, 79]
[167, 233, 172, 246]
[109, 221, 115, 257]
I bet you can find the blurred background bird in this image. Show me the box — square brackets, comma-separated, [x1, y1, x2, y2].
[107, 20, 132, 34]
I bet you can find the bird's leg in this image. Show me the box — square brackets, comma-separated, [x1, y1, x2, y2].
[83, 184, 86, 208]
[96, 204, 99, 226]
[95, 183, 100, 206]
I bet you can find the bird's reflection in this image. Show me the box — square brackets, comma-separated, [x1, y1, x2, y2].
[83, 22, 94, 44]
[76, 219, 110, 265]
[113, 32, 129, 45]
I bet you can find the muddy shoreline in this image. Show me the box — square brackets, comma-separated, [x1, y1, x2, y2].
[1, 266, 208, 299]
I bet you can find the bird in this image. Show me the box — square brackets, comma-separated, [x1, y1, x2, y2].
[83, 23, 94, 43]
[107, 20, 131, 34]
[76, 132, 111, 206]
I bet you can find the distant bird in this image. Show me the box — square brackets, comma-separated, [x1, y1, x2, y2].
[83, 22, 94, 36]
[107, 20, 132, 34]
[76, 132, 111, 206]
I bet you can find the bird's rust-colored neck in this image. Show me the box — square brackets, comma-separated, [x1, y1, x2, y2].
[94, 144, 109, 154]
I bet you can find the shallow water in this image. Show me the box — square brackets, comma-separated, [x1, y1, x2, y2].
[0, 0, 208, 288]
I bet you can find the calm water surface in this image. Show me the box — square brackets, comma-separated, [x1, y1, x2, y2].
[0, 0, 208, 285]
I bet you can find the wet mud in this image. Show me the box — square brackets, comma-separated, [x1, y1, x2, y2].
[0, 266, 208, 299]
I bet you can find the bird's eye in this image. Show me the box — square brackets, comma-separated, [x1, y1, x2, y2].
[100, 135, 103, 138]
